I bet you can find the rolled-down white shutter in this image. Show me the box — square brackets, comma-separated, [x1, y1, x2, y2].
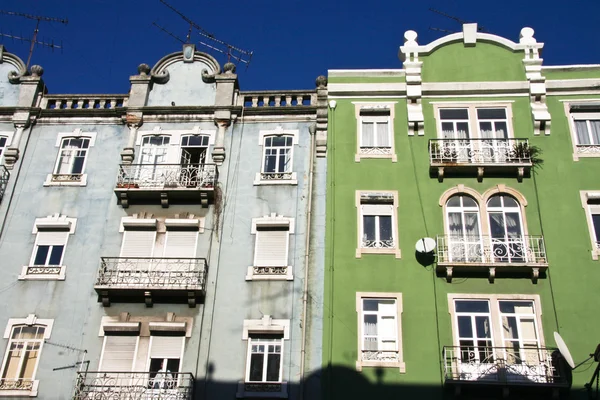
[99, 336, 138, 371]
[361, 204, 393, 216]
[149, 336, 184, 359]
[254, 229, 289, 267]
[120, 230, 156, 257]
[36, 230, 69, 246]
[164, 231, 198, 258]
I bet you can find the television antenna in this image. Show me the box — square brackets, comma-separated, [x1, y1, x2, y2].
[0, 10, 68, 69]
[154, 0, 253, 69]
[44, 340, 89, 372]
[428, 8, 488, 34]
[554, 332, 600, 397]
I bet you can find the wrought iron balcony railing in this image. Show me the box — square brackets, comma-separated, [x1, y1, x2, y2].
[95, 257, 207, 307]
[73, 371, 193, 400]
[443, 346, 567, 387]
[116, 164, 217, 190]
[0, 165, 9, 203]
[429, 138, 532, 182]
[436, 235, 548, 282]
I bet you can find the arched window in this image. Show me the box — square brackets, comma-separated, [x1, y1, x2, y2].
[486, 194, 525, 263]
[446, 195, 483, 262]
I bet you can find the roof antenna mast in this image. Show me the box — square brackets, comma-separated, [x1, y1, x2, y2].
[154, 0, 253, 69]
[428, 8, 488, 34]
[0, 10, 68, 69]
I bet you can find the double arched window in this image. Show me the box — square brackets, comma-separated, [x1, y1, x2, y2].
[444, 190, 527, 263]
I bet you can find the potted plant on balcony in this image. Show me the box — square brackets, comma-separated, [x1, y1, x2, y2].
[430, 141, 442, 163]
[511, 142, 542, 166]
[116, 182, 139, 189]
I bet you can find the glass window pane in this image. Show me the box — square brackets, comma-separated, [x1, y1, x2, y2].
[34, 246, 49, 265]
[456, 300, 489, 313]
[363, 216, 376, 241]
[266, 353, 281, 381]
[500, 301, 534, 314]
[457, 316, 473, 338]
[502, 196, 519, 208]
[592, 214, 600, 241]
[487, 196, 502, 207]
[264, 137, 272, 147]
[49, 246, 64, 265]
[502, 316, 519, 339]
[479, 121, 492, 132]
[378, 216, 392, 241]
[477, 108, 506, 119]
[271, 136, 288, 147]
[264, 153, 276, 173]
[488, 212, 506, 238]
[249, 353, 264, 381]
[447, 196, 461, 207]
[475, 316, 491, 338]
[21, 345, 39, 379]
[462, 196, 477, 208]
[72, 155, 85, 174]
[440, 109, 469, 120]
[363, 299, 379, 312]
[2, 348, 21, 379]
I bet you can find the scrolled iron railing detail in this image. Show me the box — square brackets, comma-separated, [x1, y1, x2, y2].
[259, 172, 294, 181]
[362, 239, 395, 249]
[73, 371, 193, 400]
[253, 266, 288, 275]
[244, 383, 283, 393]
[359, 146, 392, 156]
[443, 346, 566, 386]
[362, 351, 399, 363]
[96, 257, 207, 291]
[51, 174, 84, 183]
[436, 235, 547, 265]
[0, 379, 34, 391]
[576, 145, 600, 154]
[0, 165, 9, 203]
[26, 266, 62, 275]
[116, 164, 217, 190]
[429, 138, 533, 165]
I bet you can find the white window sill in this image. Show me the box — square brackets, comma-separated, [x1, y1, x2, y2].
[592, 249, 600, 261]
[0, 380, 39, 397]
[43, 174, 87, 187]
[253, 172, 298, 186]
[246, 266, 293, 281]
[236, 381, 287, 398]
[18, 265, 66, 281]
[355, 153, 397, 162]
[356, 359, 406, 373]
[356, 248, 401, 259]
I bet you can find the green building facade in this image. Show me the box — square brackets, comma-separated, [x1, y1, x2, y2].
[323, 24, 600, 399]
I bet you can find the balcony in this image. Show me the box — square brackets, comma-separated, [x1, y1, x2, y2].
[73, 371, 193, 400]
[0, 166, 9, 204]
[429, 138, 533, 182]
[114, 164, 218, 208]
[94, 257, 208, 307]
[436, 235, 548, 282]
[443, 346, 569, 398]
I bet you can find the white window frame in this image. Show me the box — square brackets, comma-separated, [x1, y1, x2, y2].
[254, 127, 299, 185]
[135, 126, 216, 165]
[433, 102, 514, 140]
[247, 214, 294, 281]
[0, 131, 15, 165]
[0, 315, 54, 397]
[355, 292, 404, 372]
[356, 191, 401, 258]
[245, 336, 283, 383]
[353, 102, 397, 162]
[19, 214, 77, 281]
[580, 191, 600, 260]
[564, 101, 600, 161]
[44, 129, 97, 187]
[238, 316, 289, 399]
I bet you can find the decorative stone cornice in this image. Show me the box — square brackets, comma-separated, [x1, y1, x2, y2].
[315, 75, 328, 157]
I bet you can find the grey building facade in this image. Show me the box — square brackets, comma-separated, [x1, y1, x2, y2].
[0, 45, 327, 400]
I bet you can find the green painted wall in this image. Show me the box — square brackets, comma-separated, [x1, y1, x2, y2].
[421, 41, 526, 82]
[325, 48, 600, 399]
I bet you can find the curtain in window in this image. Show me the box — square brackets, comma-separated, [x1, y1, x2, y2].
[361, 122, 374, 147]
[376, 122, 390, 147]
[363, 315, 377, 351]
[575, 121, 590, 145]
[591, 120, 600, 144]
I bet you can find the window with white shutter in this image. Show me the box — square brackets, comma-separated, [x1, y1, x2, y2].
[356, 292, 404, 372]
[147, 336, 184, 388]
[30, 230, 69, 266]
[356, 191, 400, 258]
[99, 335, 138, 372]
[164, 230, 198, 258]
[254, 227, 289, 267]
[120, 230, 156, 258]
[355, 104, 396, 162]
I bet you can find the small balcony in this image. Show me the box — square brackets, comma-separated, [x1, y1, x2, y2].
[114, 164, 218, 208]
[443, 346, 569, 398]
[436, 235, 548, 282]
[73, 371, 194, 400]
[0, 165, 9, 204]
[94, 257, 208, 307]
[429, 138, 533, 182]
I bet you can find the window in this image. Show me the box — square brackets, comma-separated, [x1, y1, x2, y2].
[44, 130, 96, 186]
[356, 191, 400, 258]
[356, 293, 404, 372]
[0, 315, 53, 396]
[246, 335, 283, 383]
[354, 103, 397, 162]
[255, 128, 298, 185]
[448, 294, 546, 382]
[147, 336, 184, 389]
[446, 195, 482, 263]
[141, 135, 170, 165]
[580, 191, 600, 260]
[566, 103, 600, 160]
[0, 135, 9, 162]
[239, 316, 289, 398]
[20, 215, 76, 281]
[487, 195, 525, 263]
[248, 215, 294, 280]
[99, 335, 138, 372]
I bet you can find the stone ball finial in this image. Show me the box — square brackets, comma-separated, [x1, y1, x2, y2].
[137, 63, 151, 75]
[519, 27, 536, 44]
[315, 75, 327, 88]
[404, 30, 418, 45]
[223, 62, 236, 74]
[30, 65, 44, 77]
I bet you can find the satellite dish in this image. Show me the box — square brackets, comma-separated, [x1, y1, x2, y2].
[415, 237, 436, 253]
[555, 331, 575, 369]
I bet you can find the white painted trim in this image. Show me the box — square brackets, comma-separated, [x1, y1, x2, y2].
[355, 191, 401, 259]
[563, 100, 600, 161]
[54, 129, 97, 147]
[354, 102, 398, 161]
[329, 69, 405, 78]
[18, 265, 66, 281]
[257, 127, 299, 145]
[120, 217, 157, 232]
[580, 191, 600, 261]
[253, 173, 298, 186]
[429, 100, 516, 105]
[3, 316, 53, 339]
[251, 214, 295, 234]
[543, 64, 600, 70]
[546, 79, 600, 90]
[328, 83, 406, 96]
[33, 214, 77, 234]
[245, 266, 294, 281]
[164, 219, 200, 228]
[242, 316, 290, 340]
[136, 127, 216, 147]
[43, 173, 88, 187]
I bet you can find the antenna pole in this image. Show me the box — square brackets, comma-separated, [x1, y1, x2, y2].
[26, 19, 40, 70]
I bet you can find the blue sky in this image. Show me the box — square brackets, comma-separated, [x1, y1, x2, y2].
[1, 0, 599, 94]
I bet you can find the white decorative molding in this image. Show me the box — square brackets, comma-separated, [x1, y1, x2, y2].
[251, 214, 295, 234]
[54, 128, 97, 147]
[33, 213, 77, 234]
[135, 126, 216, 146]
[242, 315, 290, 340]
[257, 127, 299, 145]
[3, 315, 54, 339]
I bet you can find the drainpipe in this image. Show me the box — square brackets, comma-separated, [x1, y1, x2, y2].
[299, 123, 316, 400]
